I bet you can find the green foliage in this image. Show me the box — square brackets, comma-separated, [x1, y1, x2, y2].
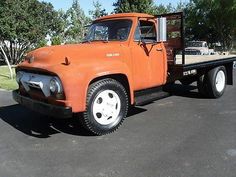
[185, 0, 236, 50]
[35, 39, 48, 48]
[64, 0, 91, 43]
[89, 1, 107, 20]
[50, 9, 68, 45]
[150, 3, 174, 15]
[0, 0, 234, 60]
[113, 0, 181, 15]
[51, 36, 62, 46]
[0, 0, 60, 64]
[113, 0, 154, 14]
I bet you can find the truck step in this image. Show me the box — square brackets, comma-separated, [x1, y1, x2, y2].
[134, 86, 171, 106]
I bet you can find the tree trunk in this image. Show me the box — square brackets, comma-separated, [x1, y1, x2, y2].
[0, 45, 13, 79]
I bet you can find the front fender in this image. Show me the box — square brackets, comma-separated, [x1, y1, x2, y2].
[57, 60, 134, 112]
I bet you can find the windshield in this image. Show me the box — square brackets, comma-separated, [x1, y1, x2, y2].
[85, 20, 132, 42]
[187, 42, 204, 47]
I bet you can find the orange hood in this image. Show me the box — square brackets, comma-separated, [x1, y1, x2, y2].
[19, 43, 126, 70]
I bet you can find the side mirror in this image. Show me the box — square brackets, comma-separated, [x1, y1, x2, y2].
[157, 17, 167, 42]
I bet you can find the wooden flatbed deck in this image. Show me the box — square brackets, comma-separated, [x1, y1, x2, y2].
[176, 55, 236, 65]
[168, 54, 236, 82]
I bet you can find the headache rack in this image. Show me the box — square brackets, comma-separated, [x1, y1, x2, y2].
[155, 12, 236, 83]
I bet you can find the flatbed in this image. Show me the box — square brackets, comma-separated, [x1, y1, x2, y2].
[168, 55, 236, 84]
[156, 12, 236, 85]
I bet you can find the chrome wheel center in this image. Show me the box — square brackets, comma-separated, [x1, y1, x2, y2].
[92, 90, 121, 125]
[215, 70, 225, 92]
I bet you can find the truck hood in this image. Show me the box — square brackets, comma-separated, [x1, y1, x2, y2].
[20, 43, 124, 69]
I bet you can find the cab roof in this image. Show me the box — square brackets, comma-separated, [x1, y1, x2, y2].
[96, 13, 154, 21]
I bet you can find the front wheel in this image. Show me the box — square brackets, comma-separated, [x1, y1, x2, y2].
[81, 79, 128, 135]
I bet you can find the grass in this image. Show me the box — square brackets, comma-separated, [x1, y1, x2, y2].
[0, 66, 18, 90]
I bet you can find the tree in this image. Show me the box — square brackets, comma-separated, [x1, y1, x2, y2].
[89, 1, 107, 20]
[64, 0, 91, 43]
[0, 45, 13, 79]
[177, 2, 186, 11]
[0, 0, 60, 64]
[185, 0, 236, 50]
[113, 0, 177, 16]
[51, 1, 92, 45]
[51, 36, 63, 46]
[50, 9, 69, 45]
[150, 3, 174, 15]
[113, 0, 154, 14]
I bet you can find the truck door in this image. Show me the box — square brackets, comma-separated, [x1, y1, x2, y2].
[131, 19, 166, 90]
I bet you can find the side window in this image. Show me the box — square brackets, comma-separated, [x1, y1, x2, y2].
[134, 26, 141, 41]
[134, 21, 156, 42]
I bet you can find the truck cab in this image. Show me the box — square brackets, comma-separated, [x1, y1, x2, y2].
[83, 13, 168, 90]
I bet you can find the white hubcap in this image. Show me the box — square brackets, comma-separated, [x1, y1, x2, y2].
[92, 90, 121, 125]
[215, 70, 225, 92]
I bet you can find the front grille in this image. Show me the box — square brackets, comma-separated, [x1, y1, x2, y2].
[17, 70, 65, 100]
[28, 86, 42, 93]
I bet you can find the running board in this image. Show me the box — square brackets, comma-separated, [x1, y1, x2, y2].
[134, 86, 171, 106]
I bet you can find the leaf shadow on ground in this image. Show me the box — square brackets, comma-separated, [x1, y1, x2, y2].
[0, 83, 205, 139]
[0, 104, 146, 139]
[166, 83, 208, 99]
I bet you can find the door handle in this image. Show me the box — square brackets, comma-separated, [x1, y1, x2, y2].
[156, 48, 163, 51]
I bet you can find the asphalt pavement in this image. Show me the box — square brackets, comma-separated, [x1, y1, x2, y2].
[0, 71, 236, 177]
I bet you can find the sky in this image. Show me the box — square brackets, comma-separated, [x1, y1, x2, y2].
[40, 0, 189, 16]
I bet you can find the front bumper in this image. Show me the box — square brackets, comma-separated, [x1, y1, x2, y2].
[12, 90, 72, 118]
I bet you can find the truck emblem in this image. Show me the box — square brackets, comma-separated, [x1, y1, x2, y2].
[183, 69, 197, 76]
[106, 53, 120, 57]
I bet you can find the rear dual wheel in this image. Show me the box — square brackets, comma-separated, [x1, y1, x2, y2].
[197, 66, 227, 98]
[81, 78, 128, 135]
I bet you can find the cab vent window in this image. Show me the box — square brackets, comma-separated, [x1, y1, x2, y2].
[134, 21, 156, 42]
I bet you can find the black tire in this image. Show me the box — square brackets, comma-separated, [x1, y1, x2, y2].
[81, 78, 128, 135]
[197, 74, 208, 97]
[205, 66, 227, 98]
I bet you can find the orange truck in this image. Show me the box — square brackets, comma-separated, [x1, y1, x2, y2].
[13, 12, 236, 135]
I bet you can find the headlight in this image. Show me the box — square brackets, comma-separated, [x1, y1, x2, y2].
[16, 71, 24, 83]
[49, 78, 62, 94]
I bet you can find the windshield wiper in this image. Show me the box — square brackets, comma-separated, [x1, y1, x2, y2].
[82, 39, 109, 43]
[94, 39, 109, 43]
